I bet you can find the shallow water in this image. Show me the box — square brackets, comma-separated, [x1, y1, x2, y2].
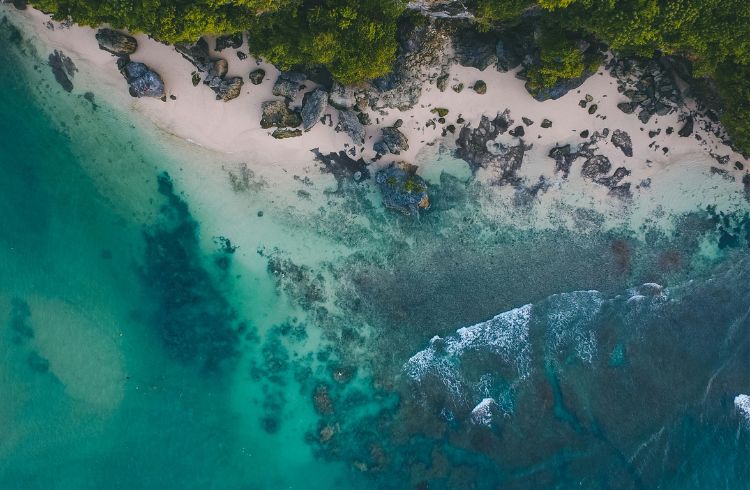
[1, 13, 749, 489]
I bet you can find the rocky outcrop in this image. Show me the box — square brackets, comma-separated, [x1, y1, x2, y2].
[611, 129, 633, 157]
[335, 110, 365, 144]
[301, 89, 328, 130]
[328, 82, 356, 110]
[453, 26, 498, 71]
[175, 39, 240, 101]
[374, 127, 409, 155]
[375, 164, 430, 216]
[312, 149, 370, 188]
[117, 56, 164, 98]
[48, 50, 76, 92]
[215, 33, 242, 51]
[608, 57, 684, 124]
[272, 72, 306, 99]
[249, 68, 265, 85]
[95, 29, 137, 56]
[455, 111, 512, 171]
[260, 99, 302, 129]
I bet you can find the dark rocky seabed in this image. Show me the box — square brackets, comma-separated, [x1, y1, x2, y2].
[1, 15, 749, 490]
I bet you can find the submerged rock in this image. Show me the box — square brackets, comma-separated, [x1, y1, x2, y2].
[335, 110, 365, 144]
[301, 88, 328, 130]
[375, 164, 430, 216]
[260, 100, 302, 129]
[48, 50, 76, 92]
[95, 28, 137, 56]
[374, 127, 409, 155]
[611, 129, 633, 157]
[117, 57, 164, 98]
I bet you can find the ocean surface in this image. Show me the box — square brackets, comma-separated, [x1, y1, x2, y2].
[1, 12, 749, 489]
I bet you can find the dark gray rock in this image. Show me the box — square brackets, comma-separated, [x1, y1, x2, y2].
[328, 82, 356, 110]
[581, 155, 612, 180]
[273, 72, 306, 99]
[211, 76, 243, 102]
[249, 68, 265, 85]
[678, 117, 694, 137]
[617, 102, 635, 114]
[436, 73, 449, 92]
[117, 57, 164, 98]
[611, 129, 633, 157]
[301, 88, 328, 130]
[541, 119, 552, 128]
[215, 33, 242, 51]
[48, 50, 76, 92]
[375, 165, 430, 216]
[335, 110, 365, 144]
[548, 144, 576, 177]
[528, 70, 597, 102]
[522, 117, 534, 126]
[455, 111, 512, 171]
[95, 29, 137, 56]
[509, 125, 524, 137]
[374, 127, 409, 155]
[453, 27, 497, 70]
[260, 99, 302, 129]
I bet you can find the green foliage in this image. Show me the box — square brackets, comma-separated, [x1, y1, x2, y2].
[471, 0, 533, 31]
[716, 62, 750, 153]
[246, 0, 405, 84]
[525, 33, 590, 92]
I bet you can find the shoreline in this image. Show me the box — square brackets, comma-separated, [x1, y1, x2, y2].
[4, 5, 750, 231]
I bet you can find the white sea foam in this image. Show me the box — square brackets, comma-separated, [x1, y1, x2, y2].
[470, 398, 498, 426]
[404, 304, 532, 402]
[544, 291, 603, 364]
[735, 394, 750, 427]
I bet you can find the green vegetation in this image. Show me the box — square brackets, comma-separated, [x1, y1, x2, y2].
[715, 62, 750, 153]
[524, 31, 599, 95]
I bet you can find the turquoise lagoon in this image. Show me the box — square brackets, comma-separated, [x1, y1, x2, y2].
[1, 13, 749, 489]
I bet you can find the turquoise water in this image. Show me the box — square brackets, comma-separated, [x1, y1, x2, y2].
[1, 13, 750, 489]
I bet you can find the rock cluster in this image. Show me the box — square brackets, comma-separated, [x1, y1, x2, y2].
[260, 100, 302, 129]
[375, 164, 430, 216]
[117, 56, 165, 98]
[48, 50, 76, 92]
[175, 39, 243, 101]
[609, 57, 683, 123]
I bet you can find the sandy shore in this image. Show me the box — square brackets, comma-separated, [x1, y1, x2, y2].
[6, 5, 749, 224]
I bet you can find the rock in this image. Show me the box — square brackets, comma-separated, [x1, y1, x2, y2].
[394, 118, 404, 128]
[473, 80, 487, 94]
[335, 110, 365, 144]
[451, 83, 464, 93]
[312, 149, 370, 187]
[212, 76, 243, 102]
[509, 125, 525, 137]
[548, 144, 576, 177]
[453, 28, 498, 70]
[301, 88, 328, 130]
[611, 129, 633, 157]
[272, 71, 306, 99]
[272, 128, 303, 139]
[455, 111, 512, 170]
[541, 119, 552, 128]
[522, 117, 534, 126]
[374, 127, 409, 155]
[375, 164, 430, 215]
[95, 28, 137, 56]
[528, 70, 597, 102]
[215, 33, 242, 51]
[237, 51, 247, 60]
[588, 104, 598, 114]
[495, 36, 525, 72]
[249, 68, 265, 85]
[357, 112, 372, 126]
[617, 102, 635, 114]
[209, 59, 228, 79]
[581, 155, 612, 180]
[678, 117, 694, 137]
[579, 99, 588, 108]
[580, 130, 590, 138]
[175, 38, 217, 74]
[260, 99, 302, 129]
[329, 82, 356, 110]
[117, 57, 164, 98]
[11, 0, 28, 9]
[638, 108, 653, 124]
[48, 50, 76, 92]
[436, 73, 449, 92]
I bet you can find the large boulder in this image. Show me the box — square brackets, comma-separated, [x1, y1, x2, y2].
[211, 77, 243, 102]
[335, 110, 365, 144]
[375, 164, 430, 216]
[272, 72, 306, 99]
[95, 29, 137, 56]
[215, 33, 242, 51]
[117, 57, 164, 98]
[301, 89, 328, 130]
[260, 100, 302, 129]
[328, 82, 356, 110]
[374, 127, 409, 155]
